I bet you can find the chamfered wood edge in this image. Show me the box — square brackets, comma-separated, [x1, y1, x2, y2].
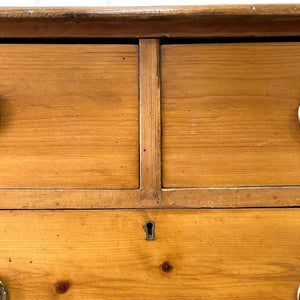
[1, 5, 300, 38]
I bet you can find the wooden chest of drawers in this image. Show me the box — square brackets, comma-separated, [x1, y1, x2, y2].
[0, 5, 299, 299]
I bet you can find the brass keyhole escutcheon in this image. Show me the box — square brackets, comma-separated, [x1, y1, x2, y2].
[0, 281, 8, 300]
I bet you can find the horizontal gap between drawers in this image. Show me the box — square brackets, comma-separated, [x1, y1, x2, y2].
[2, 37, 300, 45]
[0, 37, 139, 44]
[0, 185, 299, 190]
[161, 185, 300, 189]
[0, 188, 140, 191]
[0, 206, 299, 211]
[161, 36, 300, 44]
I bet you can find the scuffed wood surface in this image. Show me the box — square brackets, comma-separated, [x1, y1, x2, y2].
[1, 5, 300, 21]
[162, 187, 300, 208]
[0, 186, 300, 209]
[0, 5, 300, 37]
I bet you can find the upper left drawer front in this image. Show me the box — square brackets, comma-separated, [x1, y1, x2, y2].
[0, 44, 139, 189]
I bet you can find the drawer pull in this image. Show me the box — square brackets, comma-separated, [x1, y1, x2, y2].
[297, 284, 300, 300]
[298, 105, 300, 125]
[0, 281, 8, 300]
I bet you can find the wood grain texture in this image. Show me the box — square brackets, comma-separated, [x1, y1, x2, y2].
[0, 186, 300, 209]
[0, 209, 299, 299]
[0, 189, 164, 209]
[162, 42, 300, 188]
[1, 6, 300, 38]
[162, 187, 300, 208]
[139, 39, 161, 202]
[2, 5, 300, 21]
[0, 44, 139, 189]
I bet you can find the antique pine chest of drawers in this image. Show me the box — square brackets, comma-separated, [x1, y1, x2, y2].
[0, 5, 299, 299]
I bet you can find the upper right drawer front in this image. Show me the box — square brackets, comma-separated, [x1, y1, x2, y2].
[162, 43, 300, 188]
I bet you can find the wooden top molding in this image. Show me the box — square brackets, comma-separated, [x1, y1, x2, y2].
[2, 5, 300, 21]
[1, 5, 300, 38]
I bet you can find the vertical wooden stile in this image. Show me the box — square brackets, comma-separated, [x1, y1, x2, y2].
[139, 39, 162, 203]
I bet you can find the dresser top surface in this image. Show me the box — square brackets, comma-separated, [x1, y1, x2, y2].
[1, 5, 300, 21]
[0, 5, 300, 40]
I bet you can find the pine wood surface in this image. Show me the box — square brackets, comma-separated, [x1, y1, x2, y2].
[162, 42, 300, 188]
[0, 209, 298, 299]
[0, 44, 139, 189]
[0, 8, 298, 300]
[139, 39, 162, 202]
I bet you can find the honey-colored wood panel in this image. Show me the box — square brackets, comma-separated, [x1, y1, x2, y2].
[0, 44, 139, 189]
[162, 43, 300, 188]
[0, 209, 299, 299]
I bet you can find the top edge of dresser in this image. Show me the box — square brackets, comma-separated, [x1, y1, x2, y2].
[1, 5, 300, 21]
[0, 6, 300, 47]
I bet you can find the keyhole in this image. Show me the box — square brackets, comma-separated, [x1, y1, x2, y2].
[144, 221, 155, 241]
[147, 222, 153, 235]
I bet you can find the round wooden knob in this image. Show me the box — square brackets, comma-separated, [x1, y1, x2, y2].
[0, 281, 8, 300]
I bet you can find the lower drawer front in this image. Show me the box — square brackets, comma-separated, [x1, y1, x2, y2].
[0, 209, 299, 299]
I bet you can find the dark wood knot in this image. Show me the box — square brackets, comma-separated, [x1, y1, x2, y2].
[161, 261, 173, 273]
[55, 280, 70, 294]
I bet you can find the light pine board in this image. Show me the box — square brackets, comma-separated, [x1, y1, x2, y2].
[0, 44, 139, 189]
[139, 39, 162, 202]
[0, 209, 299, 299]
[162, 43, 300, 188]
